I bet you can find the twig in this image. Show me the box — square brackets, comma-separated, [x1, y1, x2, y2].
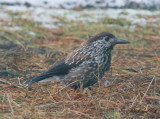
[71, 110, 93, 119]
[130, 93, 140, 109]
[7, 93, 14, 115]
[0, 78, 11, 85]
[54, 80, 79, 94]
[37, 101, 85, 107]
[0, 78, 24, 89]
[140, 76, 155, 103]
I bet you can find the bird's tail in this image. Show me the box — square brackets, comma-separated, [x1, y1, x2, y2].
[23, 59, 67, 86]
[23, 72, 50, 86]
[23, 76, 40, 86]
[23, 74, 62, 86]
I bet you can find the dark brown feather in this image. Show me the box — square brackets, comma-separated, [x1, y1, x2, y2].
[87, 32, 115, 43]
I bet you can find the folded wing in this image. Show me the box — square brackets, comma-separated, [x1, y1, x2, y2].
[23, 60, 72, 86]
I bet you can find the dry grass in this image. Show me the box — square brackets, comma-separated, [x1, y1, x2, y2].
[0, 11, 160, 119]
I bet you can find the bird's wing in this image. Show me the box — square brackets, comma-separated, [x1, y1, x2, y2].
[105, 53, 111, 71]
[24, 50, 90, 86]
[24, 59, 72, 85]
[65, 46, 90, 66]
[24, 46, 91, 86]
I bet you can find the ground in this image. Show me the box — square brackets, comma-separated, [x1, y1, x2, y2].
[0, 6, 160, 119]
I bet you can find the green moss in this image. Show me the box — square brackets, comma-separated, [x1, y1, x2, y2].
[15, 97, 22, 104]
[0, 95, 3, 104]
[105, 110, 122, 119]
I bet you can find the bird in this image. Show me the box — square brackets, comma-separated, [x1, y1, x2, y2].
[24, 32, 129, 89]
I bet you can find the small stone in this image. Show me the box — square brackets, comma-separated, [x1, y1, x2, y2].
[104, 80, 112, 86]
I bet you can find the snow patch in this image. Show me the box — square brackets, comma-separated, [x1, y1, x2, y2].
[0, 0, 160, 9]
[0, 5, 160, 30]
[3, 26, 21, 31]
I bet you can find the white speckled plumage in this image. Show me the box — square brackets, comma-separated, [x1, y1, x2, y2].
[24, 32, 129, 88]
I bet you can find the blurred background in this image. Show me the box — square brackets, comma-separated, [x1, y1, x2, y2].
[0, 0, 160, 50]
[0, 0, 160, 118]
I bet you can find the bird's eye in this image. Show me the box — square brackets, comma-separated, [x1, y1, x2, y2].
[105, 36, 110, 41]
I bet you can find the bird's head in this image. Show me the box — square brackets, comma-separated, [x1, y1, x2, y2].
[87, 32, 129, 50]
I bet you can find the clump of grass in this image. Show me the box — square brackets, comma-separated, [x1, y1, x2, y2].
[119, 11, 129, 15]
[100, 17, 132, 26]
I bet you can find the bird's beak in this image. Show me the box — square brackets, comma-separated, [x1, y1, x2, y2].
[116, 38, 130, 44]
